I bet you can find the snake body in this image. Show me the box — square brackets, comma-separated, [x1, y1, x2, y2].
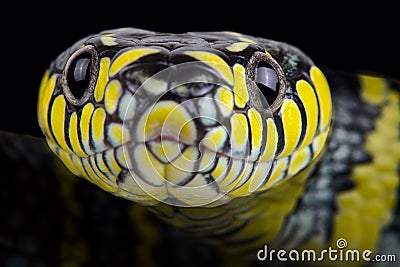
[2, 28, 399, 266]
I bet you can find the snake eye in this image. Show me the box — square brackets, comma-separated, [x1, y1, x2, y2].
[62, 45, 99, 106]
[248, 52, 286, 113]
[255, 61, 279, 106]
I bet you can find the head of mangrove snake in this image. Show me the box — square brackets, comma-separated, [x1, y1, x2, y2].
[37, 28, 332, 207]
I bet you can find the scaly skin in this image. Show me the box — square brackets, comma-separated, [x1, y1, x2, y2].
[1, 28, 398, 266]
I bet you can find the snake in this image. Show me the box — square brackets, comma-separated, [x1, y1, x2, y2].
[1, 27, 399, 267]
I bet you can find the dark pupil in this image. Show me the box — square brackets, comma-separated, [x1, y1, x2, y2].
[255, 61, 279, 106]
[67, 53, 92, 99]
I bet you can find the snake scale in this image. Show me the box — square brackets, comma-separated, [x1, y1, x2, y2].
[1, 27, 399, 267]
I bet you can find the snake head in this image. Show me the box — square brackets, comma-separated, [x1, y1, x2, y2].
[37, 28, 332, 207]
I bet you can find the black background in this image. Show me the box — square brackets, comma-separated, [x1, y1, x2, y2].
[2, 4, 399, 137]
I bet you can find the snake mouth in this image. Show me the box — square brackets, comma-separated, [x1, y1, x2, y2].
[143, 134, 194, 164]
[117, 137, 226, 207]
[117, 132, 276, 207]
[122, 132, 221, 177]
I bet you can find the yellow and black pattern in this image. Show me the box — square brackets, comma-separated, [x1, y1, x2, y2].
[1, 27, 399, 266]
[37, 28, 332, 206]
[271, 72, 400, 263]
